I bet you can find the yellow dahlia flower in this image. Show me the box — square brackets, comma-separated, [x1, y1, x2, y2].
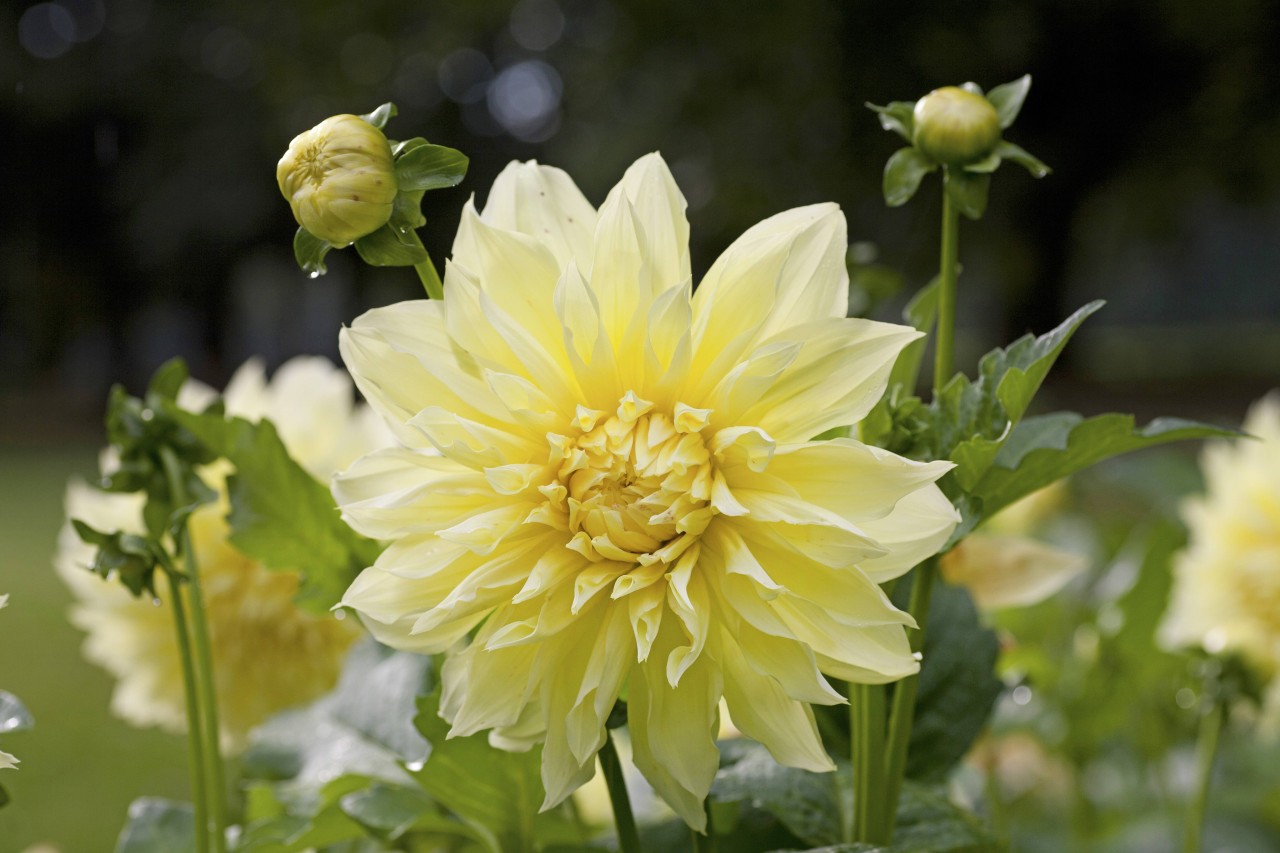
[335, 153, 959, 828]
[56, 357, 388, 749]
[1161, 393, 1280, 718]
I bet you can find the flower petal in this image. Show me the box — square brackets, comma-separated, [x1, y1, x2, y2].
[477, 160, 598, 270]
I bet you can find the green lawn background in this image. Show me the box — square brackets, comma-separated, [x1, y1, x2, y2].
[1, 447, 187, 852]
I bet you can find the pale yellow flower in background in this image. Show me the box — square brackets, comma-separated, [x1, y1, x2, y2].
[1161, 392, 1280, 720]
[941, 534, 1086, 611]
[55, 357, 388, 749]
[335, 153, 959, 828]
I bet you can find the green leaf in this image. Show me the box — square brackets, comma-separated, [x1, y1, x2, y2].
[859, 278, 937, 450]
[340, 782, 433, 841]
[936, 300, 1105, 492]
[893, 581, 1001, 782]
[994, 140, 1051, 178]
[893, 277, 941, 391]
[394, 142, 469, 192]
[986, 75, 1031, 129]
[866, 101, 916, 142]
[242, 640, 431, 814]
[412, 692, 557, 853]
[359, 102, 397, 130]
[146, 358, 188, 402]
[846, 258, 903, 319]
[354, 223, 429, 267]
[71, 520, 164, 597]
[944, 169, 989, 220]
[115, 798, 196, 853]
[712, 739, 842, 847]
[960, 151, 1001, 174]
[882, 148, 936, 208]
[973, 412, 1238, 520]
[169, 409, 383, 613]
[292, 227, 332, 277]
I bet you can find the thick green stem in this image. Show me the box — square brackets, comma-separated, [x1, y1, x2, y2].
[882, 557, 939, 841]
[165, 569, 209, 853]
[159, 449, 227, 853]
[1184, 699, 1224, 853]
[853, 684, 888, 842]
[599, 731, 642, 853]
[934, 173, 961, 394]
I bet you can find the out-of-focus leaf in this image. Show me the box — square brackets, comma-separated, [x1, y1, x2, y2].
[115, 798, 196, 853]
[994, 141, 1050, 178]
[712, 739, 842, 847]
[883, 148, 937, 207]
[866, 101, 916, 142]
[789, 782, 1002, 851]
[944, 169, 990, 220]
[170, 409, 383, 613]
[892, 582, 1001, 782]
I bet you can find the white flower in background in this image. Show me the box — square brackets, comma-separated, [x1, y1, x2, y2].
[334, 153, 958, 828]
[1161, 392, 1280, 719]
[55, 357, 388, 749]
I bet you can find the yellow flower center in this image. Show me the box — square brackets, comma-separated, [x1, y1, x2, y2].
[537, 392, 718, 570]
[294, 140, 333, 187]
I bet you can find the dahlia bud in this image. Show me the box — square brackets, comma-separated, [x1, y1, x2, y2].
[911, 86, 1002, 166]
[277, 114, 398, 246]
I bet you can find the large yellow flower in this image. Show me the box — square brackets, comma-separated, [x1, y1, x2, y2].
[56, 357, 387, 749]
[1161, 393, 1280, 718]
[335, 154, 959, 828]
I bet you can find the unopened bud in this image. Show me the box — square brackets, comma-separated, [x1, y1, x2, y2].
[277, 114, 397, 246]
[912, 87, 1001, 166]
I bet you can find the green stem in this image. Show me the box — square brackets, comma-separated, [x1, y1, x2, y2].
[409, 232, 444, 299]
[934, 171, 960, 395]
[881, 557, 938, 842]
[599, 730, 641, 853]
[1184, 699, 1225, 853]
[853, 684, 888, 842]
[159, 448, 227, 853]
[164, 569, 209, 853]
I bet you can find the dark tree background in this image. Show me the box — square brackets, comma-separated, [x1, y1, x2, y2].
[3, 0, 1278, 442]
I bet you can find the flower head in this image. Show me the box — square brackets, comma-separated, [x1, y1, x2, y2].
[277, 114, 398, 246]
[912, 86, 1002, 166]
[335, 154, 958, 827]
[56, 357, 388, 749]
[1161, 393, 1280, 718]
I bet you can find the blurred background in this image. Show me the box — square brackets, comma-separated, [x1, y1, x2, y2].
[2, 0, 1278, 849]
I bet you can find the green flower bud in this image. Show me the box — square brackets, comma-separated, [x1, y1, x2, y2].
[277, 114, 398, 246]
[911, 87, 1001, 166]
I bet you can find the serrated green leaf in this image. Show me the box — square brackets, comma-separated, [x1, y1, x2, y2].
[354, 223, 429, 267]
[882, 148, 936, 207]
[866, 101, 916, 143]
[986, 75, 1031, 129]
[71, 519, 163, 597]
[169, 408, 383, 613]
[394, 142, 469, 192]
[412, 692, 555, 853]
[115, 797, 196, 853]
[293, 227, 332, 277]
[712, 739, 843, 847]
[973, 412, 1238, 520]
[944, 169, 989, 220]
[359, 102, 397, 130]
[994, 140, 1050, 178]
[892, 582, 1000, 782]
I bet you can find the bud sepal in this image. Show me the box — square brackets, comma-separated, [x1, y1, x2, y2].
[868, 75, 1049, 218]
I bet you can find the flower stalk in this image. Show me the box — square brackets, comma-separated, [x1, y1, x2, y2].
[599, 730, 641, 853]
[159, 447, 227, 852]
[853, 683, 888, 842]
[1184, 696, 1224, 853]
[162, 567, 209, 853]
